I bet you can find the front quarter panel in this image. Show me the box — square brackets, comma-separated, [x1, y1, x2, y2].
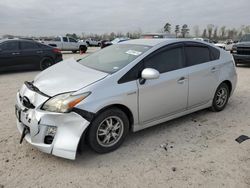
[75, 76, 139, 125]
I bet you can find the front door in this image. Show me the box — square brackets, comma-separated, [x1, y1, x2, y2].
[138, 44, 188, 124]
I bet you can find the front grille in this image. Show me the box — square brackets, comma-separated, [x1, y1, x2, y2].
[237, 47, 250, 55]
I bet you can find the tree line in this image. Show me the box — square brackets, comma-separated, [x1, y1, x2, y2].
[163, 23, 250, 41]
[2, 24, 250, 41]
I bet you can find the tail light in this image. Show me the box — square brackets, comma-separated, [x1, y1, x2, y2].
[53, 48, 61, 54]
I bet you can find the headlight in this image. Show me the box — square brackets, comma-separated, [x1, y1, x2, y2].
[231, 45, 237, 53]
[41, 92, 91, 113]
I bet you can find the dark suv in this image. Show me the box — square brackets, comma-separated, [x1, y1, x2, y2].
[232, 34, 250, 66]
[0, 39, 62, 72]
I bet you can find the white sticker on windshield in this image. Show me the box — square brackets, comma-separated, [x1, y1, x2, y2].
[126, 50, 142, 56]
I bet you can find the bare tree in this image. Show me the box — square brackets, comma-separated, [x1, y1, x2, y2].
[181, 24, 189, 38]
[202, 29, 207, 38]
[220, 26, 226, 39]
[207, 24, 214, 39]
[164, 23, 171, 33]
[213, 27, 218, 40]
[175, 25, 180, 37]
[193, 25, 200, 37]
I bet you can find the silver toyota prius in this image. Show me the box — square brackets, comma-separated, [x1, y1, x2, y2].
[15, 39, 237, 160]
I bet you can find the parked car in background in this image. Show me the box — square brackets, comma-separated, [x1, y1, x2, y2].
[0, 39, 62, 71]
[215, 39, 234, 51]
[100, 38, 130, 49]
[141, 33, 176, 39]
[193, 38, 213, 43]
[85, 38, 101, 47]
[15, 39, 237, 160]
[100, 39, 112, 49]
[231, 34, 250, 66]
[41, 36, 87, 53]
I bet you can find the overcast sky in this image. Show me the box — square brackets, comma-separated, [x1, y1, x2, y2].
[0, 0, 249, 36]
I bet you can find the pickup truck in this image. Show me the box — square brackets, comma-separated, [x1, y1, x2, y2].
[232, 34, 250, 66]
[41, 36, 87, 53]
[85, 38, 101, 47]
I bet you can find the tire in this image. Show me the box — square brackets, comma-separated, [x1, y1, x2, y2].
[210, 83, 230, 112]
[72, 50, 77, 53]
[87, 108, 129, 153]
[79, 45, 87, 53]
[40, 58, 54, 70]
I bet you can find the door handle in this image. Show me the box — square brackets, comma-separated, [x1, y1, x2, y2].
[36, 51, 43, 54]
[211, 67, 217, 72]
[12, 52, 20, 55]
[177, 77, 186, 84]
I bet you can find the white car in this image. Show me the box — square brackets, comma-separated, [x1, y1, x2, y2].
[42, 36, 87, 53]
[15, 39, 237, 160]
[215, 39, 234, 51]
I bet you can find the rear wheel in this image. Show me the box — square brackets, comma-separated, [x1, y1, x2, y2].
[40, 58, 54, 70]
[87, 108, 129, 153]
[79, 45, 87, 53]
[210, 83, 229, 112]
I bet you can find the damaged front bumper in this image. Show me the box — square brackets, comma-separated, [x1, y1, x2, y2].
[16, 83, 90, 160]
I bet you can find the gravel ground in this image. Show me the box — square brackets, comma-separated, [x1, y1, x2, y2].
[0, 49, 250, 188]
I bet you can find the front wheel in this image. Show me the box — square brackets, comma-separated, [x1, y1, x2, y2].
[87, 108, 129, 153]
[210, 83, 229, 112]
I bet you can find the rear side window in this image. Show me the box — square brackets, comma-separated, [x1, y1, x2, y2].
[0, 41, 19, 51]
[144, 47, 184, 74]
[210, 47, 220, 60]
[20, 41, 39, 50]
[69, 38, 77, 42]
[63, 37, 68, 42]
[185, 46, 210, 66]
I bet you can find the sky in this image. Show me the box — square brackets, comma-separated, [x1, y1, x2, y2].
[0, 0, 249, 36]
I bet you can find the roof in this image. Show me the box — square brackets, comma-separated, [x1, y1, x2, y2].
[0, 38, 36, 44]
[122, 39, 181, 46]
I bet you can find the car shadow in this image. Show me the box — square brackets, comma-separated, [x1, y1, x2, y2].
[0, 69, 40, 75]
[74, 108, 213, 165]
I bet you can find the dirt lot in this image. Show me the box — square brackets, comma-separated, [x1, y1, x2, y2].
[0, 48, 250, 188]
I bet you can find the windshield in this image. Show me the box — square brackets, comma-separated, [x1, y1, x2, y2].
[240, 34, 250, 42]
[78, 44, 151, 73]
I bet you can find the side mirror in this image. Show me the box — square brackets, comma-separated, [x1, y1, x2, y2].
[141, 68, 160, 80]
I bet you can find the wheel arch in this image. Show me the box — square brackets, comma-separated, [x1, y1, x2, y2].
[95, 104, 134, 131]
[221, 80, 232, 95]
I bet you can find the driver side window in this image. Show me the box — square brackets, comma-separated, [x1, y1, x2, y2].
[144, 47, 184, 74]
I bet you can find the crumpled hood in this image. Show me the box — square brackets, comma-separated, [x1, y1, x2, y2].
[235, 41, 250, 47]
[33, 58, 108, 96]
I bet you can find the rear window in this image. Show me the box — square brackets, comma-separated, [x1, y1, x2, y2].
[185, 46, 210, 66]
[210, 47, 220, 60]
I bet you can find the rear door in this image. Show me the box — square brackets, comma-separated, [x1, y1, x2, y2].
[138, 44, 188, 123]
[0, 40, 20, 69]
[19, 41, 42, 68]
[184, 42, 220, 108]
